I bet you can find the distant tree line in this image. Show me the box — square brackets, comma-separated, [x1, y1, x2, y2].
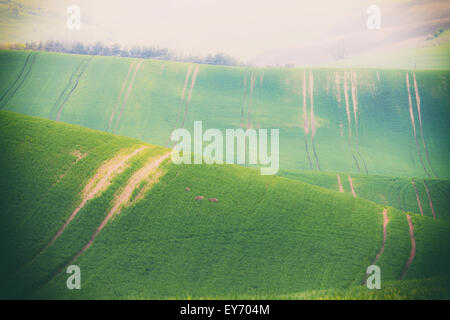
[0, 40, 244, 66]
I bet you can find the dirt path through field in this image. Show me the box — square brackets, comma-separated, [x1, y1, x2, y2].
[406, 73, 431, 178]
[349, 175, 356, 197]
[107, 62, 136, 131]
[343, 71, 352, 144]
[411, 179, 424, 215]
[422, 180, 436, 219]
[373, 208, 389, 263]
[67, 152, 170, 264]
[400, 214, 416, 279]
[337, 175, 344, 192]
[43, 146, 148, 251]
[180, 65, 199, 129]
[362, 208, 389, 284]
[114, 61, 143, 132]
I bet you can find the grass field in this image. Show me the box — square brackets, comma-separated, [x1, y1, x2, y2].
[279, 169, 450, 221]
[0, 50, 449, 179]
[0, 111, 449, 299]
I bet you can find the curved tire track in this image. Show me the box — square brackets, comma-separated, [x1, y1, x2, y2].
[362, 208, 389, 284]
[0, 52, 34, 107]
[406, 73, 431, 178]
[399, 214, 416, 280]
[0, 52, 36, 108]
[412, 72, 438, 178]
[423, 180, 436, 219]
[39, 146, 148, 253]
[411, 179, 424, 215]
[113, 60, 143, 133]
[56, 58, 92, 121]
[52, 152, 170, 278]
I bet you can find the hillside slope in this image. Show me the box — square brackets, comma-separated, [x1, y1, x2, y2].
[0, 111, 449, 299]
[279, 169, 450, 221]
[0, 50, 449, 179]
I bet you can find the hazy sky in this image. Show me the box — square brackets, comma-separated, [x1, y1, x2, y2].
[5, 0, 449, 62]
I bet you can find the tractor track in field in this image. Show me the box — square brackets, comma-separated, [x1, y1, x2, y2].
[56, 58, 92, 121]
[406, 73, 431, 178]
[166, 65, 193, 148]
[411, 179, 424, 215]
[399, 214, 416, 280]
[37, 146, 149, 255]
[0, 52, 33, 106]
[337, 175, 344, 192]
[343, 71, 361, 173]
[350, 71, 368, 174]
[180, 65, 199, 129]
[348, 175, 356, 197]
[0, 52, 36, 108]
[412, 72, 438, 178]
[107, 62, 136, 131]
[50, 152, 171, 280]
[362, 208, 389, 284]
[113, 60, 143, 133]
[309, 71, 321, 171]
[52, 60, 84, 116]
[422, 180, 436, 219]
[302, 71, 313, 169]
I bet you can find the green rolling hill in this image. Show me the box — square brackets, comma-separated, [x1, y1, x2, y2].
[0, 111, 449, 299]
[0, 48, 449, 300]
[0, 50, 449, 179]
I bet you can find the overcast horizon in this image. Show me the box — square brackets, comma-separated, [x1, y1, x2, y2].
[1, 0, 449, 65]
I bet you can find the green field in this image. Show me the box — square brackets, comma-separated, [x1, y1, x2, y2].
[0, 50, 449, 179]
[279, 169, 450, 221]
[0, 111, 449, 299]
[0, 48, 449, 300]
